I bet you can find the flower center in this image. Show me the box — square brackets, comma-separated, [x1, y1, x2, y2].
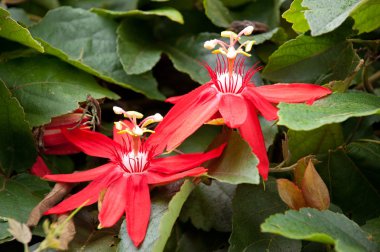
[120, 151, 149, 173]
[216, 71, 243, 93]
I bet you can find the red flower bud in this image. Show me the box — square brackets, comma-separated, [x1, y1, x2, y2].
[37, 109, 93, 155]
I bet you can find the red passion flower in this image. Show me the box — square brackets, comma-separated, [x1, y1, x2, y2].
[43, 109, 225, 247]
[151, 26, 331, 180]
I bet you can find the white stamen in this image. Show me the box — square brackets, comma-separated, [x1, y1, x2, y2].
[204, 40, 217, 50]
[227, 47, 237, 59]
[132, 126, 143, 136]
[242, 26, 254, 36]
[113, 106, 126, 115]
[114, 121, 123, 131]
[152, 113, 163, 122]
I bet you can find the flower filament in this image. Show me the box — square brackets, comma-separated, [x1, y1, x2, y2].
[120, 151, 149, 173]
[204, 26, 255, 75]
[113, 106, 162, 155]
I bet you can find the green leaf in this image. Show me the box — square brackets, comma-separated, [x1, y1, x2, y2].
[302, 0, 361, 36]
[282, 0, 310, 33]
[240, 28, 288, 45]
[346, 142, 380, 191]
[362, 217, 380, 247]
[0, 220, 13, 244]
[263, 34, 360, 83]
[0, 174, 48, 223]
[261, 208, 378, 252]
[0, 7, 44, 52]
[220, 0, 252, 8]
[180, 181, 235, 232]
[13, 174, 50, 198]
[68, 209, 119, 251]
[30, 7, 164, 100]
[317, 149, 380, 224]
[207, 131, 260, 185]
[260, 116, 278, 149]
[0, 81, 36, 174]
[177, 125, 221, 153]
[8, 8, 34, 27]
[0, 173, 50, 244]
[350, 0, 380, 34]
[163, 33, 219, 84]
[288, 124, 344, 163]
[278, 92, 380, 131]
[164, 33, 261, 85]
[118, 180, 195, 251]
[229, 179, 301, 252]
[203, 0, 233, 28]
[170, 228, 229, 252]
[117, 20, 162, 75]
[229, 0, 281, 30]
[0, 55, 119, 127]
[92, 6, 184, 24]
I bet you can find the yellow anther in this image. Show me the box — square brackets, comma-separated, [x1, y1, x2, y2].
[245, 40, 255, 52]
[125, 111, 144, 119]
[143, 129, 155, 134]
[221, 31, 238, 39]
[212, 49, 223, 54]
[206, 118, 225, 125]
[238, 50, 251, 57]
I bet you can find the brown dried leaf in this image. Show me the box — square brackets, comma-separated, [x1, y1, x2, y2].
[277, 179, 306, 210]
[27, 182, 74, 227]
[294, 155, 317, 187]
[301, 160, 330, 210]
[7, 218, 32, 244]
[57, 214, 76, 250]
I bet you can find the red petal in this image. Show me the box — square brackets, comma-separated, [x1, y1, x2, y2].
[165, 94, 185, 104]
[43, 163, 114, 183]
[43, 143, 82, 155]
[151, 86, 219, 152]
[125, 175, 150, 247]
[165, 82, 212, 105]
[44, 179, 103, 214]
[243, 88, 278, 121]
[150, 144, 225, 174]
[63, 128, 120, 159]
[45, 113, 84, 128]
[219, 94, 248, 128]
[43, 128, 67, 146]
[238, 105, 269, 180]
[31, 156, 51, 177]
[147, 167, 207, 185]
[98, 176, 128, 227]
[255, 83, 332, 104]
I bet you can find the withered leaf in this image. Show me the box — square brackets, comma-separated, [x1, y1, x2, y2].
[57, 214, 76, 250]
[27, 182, 74, 227]
[277, 178, 306, 210]
[301, 160, 330, 210]
[7, 218, 32, 244]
